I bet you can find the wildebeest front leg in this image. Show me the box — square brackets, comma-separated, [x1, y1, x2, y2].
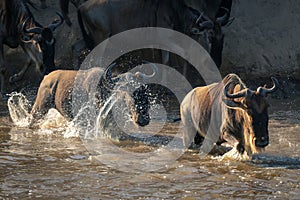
[30, 86, 52, 125]
[222, 131, 243, 152]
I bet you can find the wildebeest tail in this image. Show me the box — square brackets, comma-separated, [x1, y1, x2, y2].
[77, 9, 94, 50]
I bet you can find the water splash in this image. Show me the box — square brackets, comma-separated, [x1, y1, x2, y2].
[64, 102, 99, 139]
[95, 93, 119, 138]
[251, 154, 300, 169]
[64, 86, 164, 141]
[7, 92, 68, 130]
[38, 109, 68, 130]
[221, 147, 250, 161]
[7, 92, 32, 127]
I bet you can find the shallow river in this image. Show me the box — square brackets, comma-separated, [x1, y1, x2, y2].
[0, 96, 299, 199]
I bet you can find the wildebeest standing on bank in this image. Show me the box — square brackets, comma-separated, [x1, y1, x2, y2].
[0, 0, 63, 96]
[29, 62, 158, 130]
[76, 0, 232, 74]
[180, 74, 278, 156]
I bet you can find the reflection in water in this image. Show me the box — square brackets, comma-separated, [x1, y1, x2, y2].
[252, 154, 300, 169]
[0, 97, 300, 198]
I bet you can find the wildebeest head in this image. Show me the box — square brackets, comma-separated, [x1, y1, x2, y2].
[103, 62, 158, 127]
[189, 7, 231, 67]
[21, 13, 63, 74]
[222, 77, 279, 153]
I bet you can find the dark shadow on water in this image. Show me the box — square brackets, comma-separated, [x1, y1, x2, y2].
[111, 133, 180, 148]
[111, 133, 300, 169]
[251, 154, 300, 169]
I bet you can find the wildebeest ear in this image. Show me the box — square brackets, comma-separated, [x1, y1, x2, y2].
[222, 98, 246, 110]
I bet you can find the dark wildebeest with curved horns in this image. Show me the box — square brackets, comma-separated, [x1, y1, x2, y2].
[180, 74, 278, 156]
[0, 0, 63, 96]
[29, 62, 157, 128]
[77, 0, 232, 69]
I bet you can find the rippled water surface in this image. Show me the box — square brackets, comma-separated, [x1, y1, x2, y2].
[0, 97, 299, 199]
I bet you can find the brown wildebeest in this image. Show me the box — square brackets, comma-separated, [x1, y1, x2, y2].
[180, 73, 278, 156]
[30, 62, 158, 128]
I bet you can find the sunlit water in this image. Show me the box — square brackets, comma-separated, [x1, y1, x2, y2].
[1, 93, 299, 199]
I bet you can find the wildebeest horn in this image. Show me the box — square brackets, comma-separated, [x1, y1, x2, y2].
[199, 21, 214, 29]
[22, 17, 42, 34]
[196, 13, 214, 29]
[48, 12, 64, 31]
[216, 7, 230, 26]
[134, 61, 158, 80]
[256, 77, 279, 97]
[103, 63, 117, 89]
[224, 82, 253, 99]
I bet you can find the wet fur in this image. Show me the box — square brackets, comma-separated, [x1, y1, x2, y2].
[181, 74, 271, 157]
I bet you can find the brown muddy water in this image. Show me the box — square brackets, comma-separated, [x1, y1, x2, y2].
[0, 95, 299, 199]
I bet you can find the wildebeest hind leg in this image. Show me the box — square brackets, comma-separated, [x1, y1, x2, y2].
[182, 125, 198, 149]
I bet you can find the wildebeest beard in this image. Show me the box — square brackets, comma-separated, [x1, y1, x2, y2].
[221, 76, 277, 156]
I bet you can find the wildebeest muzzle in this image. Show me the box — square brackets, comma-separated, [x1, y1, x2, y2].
[255, 135, 269, 148]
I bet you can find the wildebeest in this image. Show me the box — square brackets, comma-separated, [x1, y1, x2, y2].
[0, 0, 63, 95]
[30, 62, 157, 127]
[77, 0, 232, 68]
[180, 74, 278, 156]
